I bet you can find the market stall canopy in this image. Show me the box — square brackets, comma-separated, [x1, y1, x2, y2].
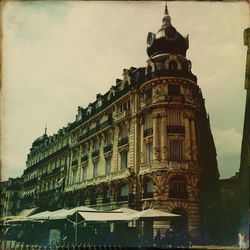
[18, 207, 38, 217]
[48, 206, 97, 220]
[113, 207, 139, 215]
[1, 207, 38, 222]
[78, 211, 132, 222]
[131, 208, 181, 220]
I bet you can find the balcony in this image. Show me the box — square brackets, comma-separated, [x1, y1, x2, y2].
[92, 150, 100, 158]
[140, 98, 152, 109]
[143, 128, 153, 138]
[103, 144, 113, 153]
[77, 119, 113, 143]
[167, 125, 185, 134]
[81, 155, 88, 163]
[115, 110, 131, 122]
[118, 137, 129, 147]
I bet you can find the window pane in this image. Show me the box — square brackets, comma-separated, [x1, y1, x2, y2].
[121, 185, 129, 197]
[120, 151, 128, 169]
[146, 143, 153, 164]
[170, 140, 183, 162]
[105, 157, 112, 175]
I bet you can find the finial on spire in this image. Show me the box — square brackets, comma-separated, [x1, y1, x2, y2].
[45, 122, 47, 135]
[165, 1, 169, 16]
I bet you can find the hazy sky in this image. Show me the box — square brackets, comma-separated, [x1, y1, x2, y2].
[1, 1, 249, 181]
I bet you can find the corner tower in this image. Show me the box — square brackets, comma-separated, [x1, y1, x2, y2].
[138, 4, 220, 240]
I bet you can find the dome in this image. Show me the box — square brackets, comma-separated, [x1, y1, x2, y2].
[32, 133, 48, 147]
[146, 5, 189, 57]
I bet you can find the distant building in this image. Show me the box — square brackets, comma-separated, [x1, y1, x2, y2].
[239, 27, 250, 235]
[1, 177, 22, 217]
[14, 5, 220, 241]
[218, 28, 250, 245]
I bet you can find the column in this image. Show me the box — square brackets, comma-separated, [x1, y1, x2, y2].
[160, 115, 167, 160]
[140, 122, 145, 164]
[153, 115, 159, 160]
[190, 119, 197, 161]
[184, 117, 191, 161]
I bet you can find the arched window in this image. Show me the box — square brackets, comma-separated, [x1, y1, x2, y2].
[169, 176, 188, 199]
[143, 179, 153, 198]
[169, 60, 178, 70]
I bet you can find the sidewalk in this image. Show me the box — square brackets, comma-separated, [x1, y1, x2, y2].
[192, 246, 241, 249]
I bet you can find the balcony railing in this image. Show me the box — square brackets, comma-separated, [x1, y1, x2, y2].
[103, 144, 113, 153]
[81, 155, 88, 162]
[167, 125, 185, 134]
[118, 137, 129, 147]
[143, 128, 153, 138]
[115, 110, 131, 121]
[78, 119, 113, 142]
[92, 150, 100, 158]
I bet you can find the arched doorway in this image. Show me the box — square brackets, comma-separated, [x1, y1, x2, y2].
[171, 208, 189, 233]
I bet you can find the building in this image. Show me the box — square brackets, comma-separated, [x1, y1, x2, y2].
[239, 27, 250, 235]
[18, 5, 220, 241]
[0, 177, 22, 217]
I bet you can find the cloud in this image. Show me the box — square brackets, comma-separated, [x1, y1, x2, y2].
[213, 128, 242, 178]
[213, 128, 242, 156]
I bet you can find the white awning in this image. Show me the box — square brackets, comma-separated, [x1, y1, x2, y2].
[48, 206, 96, 220]
[48, 209, 70, 220]
[130, 208, 181, 220]
[18, 207, 38, 217]
[78, 211, 132, 221]
[113, 207, 138, 216]
[28, 211, 52, 220]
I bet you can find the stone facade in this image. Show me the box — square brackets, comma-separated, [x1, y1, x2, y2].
[13, 5, 220, 241]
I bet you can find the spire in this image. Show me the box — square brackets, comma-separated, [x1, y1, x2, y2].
[161, 1, 171, 28]
[44, 122, 47, 135]
[164, 1, 169, 16]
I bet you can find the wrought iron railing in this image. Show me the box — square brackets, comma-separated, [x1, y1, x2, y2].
[118, 137, 129, 147]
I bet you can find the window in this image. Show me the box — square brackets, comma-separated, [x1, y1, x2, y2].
[170, 140, 183, 162]
[118, 184, 129, 201]
[103, 187, 111, 203]
[105, 157, 112, 175]
[93, 139, 99, 151]
[82, 166, 87, 181]
[169, 176, 188, 199]
[72, 168, 77, 183]
[169, 60, 178, 70]
[93, 161, 98, 178]
[144, 113, 153, 129]
[144, 179, 153, 198]
[120, 151, 128, 169]
[90, 190, 97, 205]
[168, 84, 180, 96]
[145, 88, 152, 100]
[146, 143, 153, 164]
[168, 110, 182, 125]
[120, 126, 128, 139]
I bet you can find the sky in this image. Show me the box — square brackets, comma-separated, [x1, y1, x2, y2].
[1, 1, 249, 181]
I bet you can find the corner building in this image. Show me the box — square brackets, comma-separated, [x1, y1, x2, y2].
[23, 6, 219, 240]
